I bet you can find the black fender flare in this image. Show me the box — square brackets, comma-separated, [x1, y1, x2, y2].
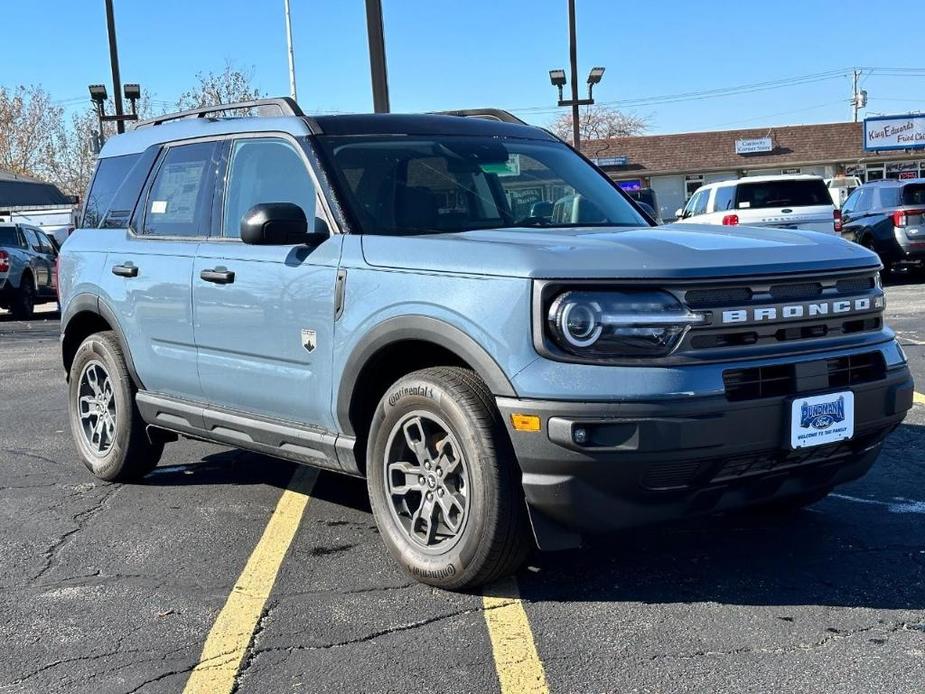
[336, 315, 517, 434]
[61, 292, 144, 388]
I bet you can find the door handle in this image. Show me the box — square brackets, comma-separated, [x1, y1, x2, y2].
[112, 263, 138, 278]
[200, 267, 235, 284]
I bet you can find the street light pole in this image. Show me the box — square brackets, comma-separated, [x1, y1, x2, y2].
[284, 0, 298, 101]
[104, 0, 126, 134]
[567, 0, 580, 150]
[365, 0, 390, 113]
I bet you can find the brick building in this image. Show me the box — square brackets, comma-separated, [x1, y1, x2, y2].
[585, 121, 925, 221]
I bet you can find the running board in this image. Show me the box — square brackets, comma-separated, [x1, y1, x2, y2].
[135, 391, 359, 476]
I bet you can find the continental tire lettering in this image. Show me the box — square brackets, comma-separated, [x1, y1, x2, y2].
[409, 563, 456, 579]
[388, 385, 436, 407]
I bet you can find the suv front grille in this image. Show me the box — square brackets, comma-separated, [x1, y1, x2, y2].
[723, 351, 886, 402]
[676, 270, 883, 357]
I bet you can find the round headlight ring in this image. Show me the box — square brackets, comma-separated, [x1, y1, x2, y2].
[559, 299, 603, 348]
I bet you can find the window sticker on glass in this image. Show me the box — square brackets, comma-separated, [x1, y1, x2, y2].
[738, 201, 751, 208]
[151, 200, 168, 214]
[480, 155, 521, 177]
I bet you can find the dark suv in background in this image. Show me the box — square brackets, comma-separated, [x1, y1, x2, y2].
[841, 179, 925, 276]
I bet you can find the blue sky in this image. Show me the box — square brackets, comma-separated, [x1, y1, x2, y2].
[4, 0, 925, 134]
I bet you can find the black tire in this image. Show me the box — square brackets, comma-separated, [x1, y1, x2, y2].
[67, 331, 163, 482]
[366, 367, 532, 590]
[10, 277, 35, 319]
[860, 237, 891, 278]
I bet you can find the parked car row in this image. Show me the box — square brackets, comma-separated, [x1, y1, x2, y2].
[0, 223, 59, 318]
[672, 173, 924, 277]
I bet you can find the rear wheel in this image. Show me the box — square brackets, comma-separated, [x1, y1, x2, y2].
[10, 278, 35, 319]
[68, 331, 163, 481]
[366, 367, 531, 590]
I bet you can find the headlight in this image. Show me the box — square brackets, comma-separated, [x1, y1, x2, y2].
[546, 289, 705, 358]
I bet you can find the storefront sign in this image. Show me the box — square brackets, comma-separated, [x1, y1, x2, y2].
[617, 179, 642, 191]
[592, 156, 628, 167]
[735, 137, 773, 155]
[864, 114, 925, 151]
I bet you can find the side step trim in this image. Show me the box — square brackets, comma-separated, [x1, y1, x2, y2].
[136, 391, 360, 476]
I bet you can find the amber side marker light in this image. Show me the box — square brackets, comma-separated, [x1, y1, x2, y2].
[511, 414, 542, 432]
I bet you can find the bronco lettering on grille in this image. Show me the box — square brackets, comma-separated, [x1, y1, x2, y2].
[721, 296, 883, 325]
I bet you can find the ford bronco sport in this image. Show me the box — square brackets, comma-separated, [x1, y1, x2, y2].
[59, 98, 914, 590]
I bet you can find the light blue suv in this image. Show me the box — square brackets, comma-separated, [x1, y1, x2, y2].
[59, 98, 913, 589]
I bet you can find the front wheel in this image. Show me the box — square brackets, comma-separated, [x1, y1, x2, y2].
[366, 367, 531, 590]
[68, 331, 163, 481]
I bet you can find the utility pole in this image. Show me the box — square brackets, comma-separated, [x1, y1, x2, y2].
[104, 0, 126, 134]
[284, 0, 298, 101]
[850, 69, 867, 123]
[567, 0, 580, 149]
[365, 0, 390, 113]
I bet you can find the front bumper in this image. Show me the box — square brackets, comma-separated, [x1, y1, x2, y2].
[497, 364, 914, 549]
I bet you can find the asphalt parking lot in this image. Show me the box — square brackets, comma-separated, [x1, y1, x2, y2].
[1, 280, 923, 694]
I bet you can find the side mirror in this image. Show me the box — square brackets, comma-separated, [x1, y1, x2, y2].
[240, 203, 328, 246]
[674, 208, 684, 219]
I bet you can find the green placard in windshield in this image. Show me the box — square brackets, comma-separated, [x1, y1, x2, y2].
[480, 155, 521, 177]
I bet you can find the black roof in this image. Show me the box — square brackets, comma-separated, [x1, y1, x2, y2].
[0, 179, 71, 207]
[308, 113, 556, 141]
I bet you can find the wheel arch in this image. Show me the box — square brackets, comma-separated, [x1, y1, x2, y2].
[337, 316, 517, 473]
[61, 293, 143, 387]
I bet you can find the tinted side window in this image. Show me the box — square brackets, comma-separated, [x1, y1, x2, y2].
[22, 227, 40, 251]
[712, 186, 735, 212]
[842, 189, 861, 215]
[877, 187, 901, 208]
[101, 146, 160, 229]
[222, 138, 316, 237]
[82, 154, 141, 228]
[35, 230, 55, 254]
[143, 142, 217, 238]
[902, 184, 925, 206]
[855, 187, 874, 212]
[0, 227, 21, 247]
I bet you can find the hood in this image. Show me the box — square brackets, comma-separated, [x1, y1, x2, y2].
[360, 223, 880, 279]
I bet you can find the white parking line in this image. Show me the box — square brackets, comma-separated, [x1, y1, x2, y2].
[830, 493, 925, 514]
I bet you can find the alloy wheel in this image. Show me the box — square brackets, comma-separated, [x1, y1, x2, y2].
[383, 411, 471, 551]
[77, 360, 117, 456]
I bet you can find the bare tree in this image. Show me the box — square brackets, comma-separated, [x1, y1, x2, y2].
[176, 63, 264, 113]
[0, 86, 61, 179]
[551, 104, 648, 155]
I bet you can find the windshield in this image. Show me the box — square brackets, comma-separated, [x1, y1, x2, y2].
[735, 179, 831, 209]
[316, 135, 648, 235]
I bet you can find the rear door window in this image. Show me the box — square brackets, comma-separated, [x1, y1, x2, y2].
[82, 153, 141, 228]
[143, 142, 218, 238]
[712, 186, 735, 212]
[855, 187, 874, 213]
[735, 179, 831, 209]
[902, 184, 925, 206]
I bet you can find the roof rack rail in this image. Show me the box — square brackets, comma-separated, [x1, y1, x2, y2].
[433, 108, 526, 125]
[135, 97, 304, 129]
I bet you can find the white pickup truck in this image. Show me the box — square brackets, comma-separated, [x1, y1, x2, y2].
[675, 174, 841, 235]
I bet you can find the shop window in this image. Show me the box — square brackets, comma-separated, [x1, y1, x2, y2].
[684, 175, 704, 200]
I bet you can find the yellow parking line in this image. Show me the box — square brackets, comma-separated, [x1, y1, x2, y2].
[483, 577, 549, 694]
[914, 391, 925, 406]
[182, 466, 318, 694]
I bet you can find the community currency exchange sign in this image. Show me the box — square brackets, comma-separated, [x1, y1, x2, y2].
[864, 114, 925, 151]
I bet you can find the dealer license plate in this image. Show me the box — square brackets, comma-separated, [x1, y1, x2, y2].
[790, 391, 855, 449]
